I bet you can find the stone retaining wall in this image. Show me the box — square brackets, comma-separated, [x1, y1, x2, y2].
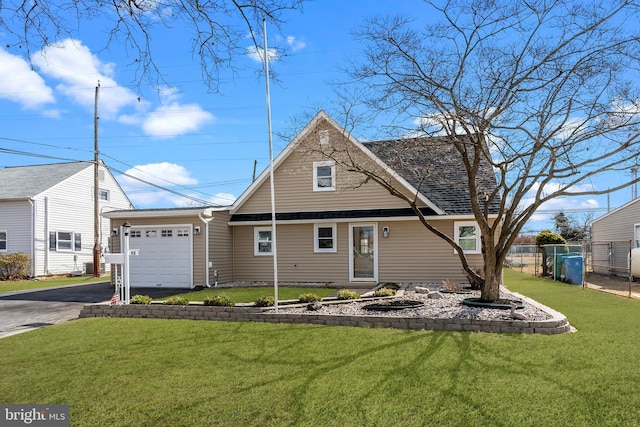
[79, 303, 571, 334]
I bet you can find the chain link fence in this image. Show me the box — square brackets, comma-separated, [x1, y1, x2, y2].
[506, 240, 636, 284]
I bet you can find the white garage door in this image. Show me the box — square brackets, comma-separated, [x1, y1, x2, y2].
[129, 226, 192, 288]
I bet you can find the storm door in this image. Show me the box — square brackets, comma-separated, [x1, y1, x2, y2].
[349, 223, 378, 281]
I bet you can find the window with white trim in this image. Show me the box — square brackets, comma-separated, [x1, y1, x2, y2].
[454, 222, 481, 254]
[254, 227, 273, 256]
[48, 231, 82, 251]
[313, 161, 336, 191]
[99, 189, 110, 201]
[0, 230, 6, 252]
[314, 224, 337, 253]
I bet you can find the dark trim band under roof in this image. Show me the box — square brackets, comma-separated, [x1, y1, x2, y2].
[229, 207, 439, 222]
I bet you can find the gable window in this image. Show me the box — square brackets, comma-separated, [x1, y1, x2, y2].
[313, 161, 335, 191]
[0, 231, 6, 252]
[254, 227, 273, 256]
[99, 189, 110, 201]
[454, 222, 481, 254]
[49, 231, 81, 251]
[314, 224, 337, 253]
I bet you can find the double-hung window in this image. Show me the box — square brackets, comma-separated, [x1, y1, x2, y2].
[254, 227, 273, 256]
[314, 224, 337, 253]
[0, 230, 6, 251]
[313, 161, 335, 191]
[454, 222, 481, 254]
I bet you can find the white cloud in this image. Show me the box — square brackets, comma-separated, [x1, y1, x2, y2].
[31, 39, 139, 118]
[142, 102, 214, 138]
[285, 35, 306, 51]
[519, 181, 599, 226]
[118, 162, 199, 207]
[209, 192, 236, 206]
[246, 46, 279, 63]
[0, 49, 55, 109]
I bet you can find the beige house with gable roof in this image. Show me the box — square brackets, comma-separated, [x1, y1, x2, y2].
[106, 111, 500, 288]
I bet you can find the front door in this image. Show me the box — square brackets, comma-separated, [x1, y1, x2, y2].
[350, 223, 378, 282]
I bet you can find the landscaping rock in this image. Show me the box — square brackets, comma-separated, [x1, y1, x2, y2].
[307, 302, 323, 311]
[428, 291, 444, 299]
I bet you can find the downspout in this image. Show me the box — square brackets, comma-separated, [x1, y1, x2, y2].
[28, 199, 36, 277]
[44, 196, 49, 275]
[199, 213, 214, 287]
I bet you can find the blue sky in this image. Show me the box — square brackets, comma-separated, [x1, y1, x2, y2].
[0, 0, 634, 234]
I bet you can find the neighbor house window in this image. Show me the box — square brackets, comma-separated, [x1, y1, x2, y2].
[454, 222, 481, 254]
[0, 231, 6, 251]
[99, 189, 110, 201]
[314, 224, 337, 253]
[313, 161, 335, 191]
[254, 227, 273, 256]
[49, 231, 81, 251]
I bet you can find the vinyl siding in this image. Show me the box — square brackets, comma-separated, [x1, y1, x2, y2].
[232, 219, 481, 284]
[209, 210, 233, 284]
[592, 198, 640, 242]
[34, 164, 131, 275]
[236, 122, 424, 215]
[0, 201, 32, 254]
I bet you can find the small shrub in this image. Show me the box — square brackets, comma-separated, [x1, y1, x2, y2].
[204, 294, 234, 306]
[255, 295, 275, 307]
[336, 289, 359, 300]
[298, 293, 321, 303]
[130, 295, 152, 305]
[0, 252, 30, 281]
[380, 282, 400, 291]
[163, 296, 189, 305]
[442, 278, 463, 292]
[373, 287, 396, 297]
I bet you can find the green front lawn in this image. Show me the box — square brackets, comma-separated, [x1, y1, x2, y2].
[1, 270, 640, 426]
[0, 275, 111, 293]
[155, 286, 338, 303]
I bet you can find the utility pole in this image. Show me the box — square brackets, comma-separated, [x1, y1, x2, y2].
[93, 82, 101, 277]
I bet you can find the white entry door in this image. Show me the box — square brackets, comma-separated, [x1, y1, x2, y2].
[128, 226, 193, 288]
[349, 223, 378, 282]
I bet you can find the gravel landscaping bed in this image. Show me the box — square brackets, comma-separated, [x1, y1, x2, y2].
[271, 283, 554, 322]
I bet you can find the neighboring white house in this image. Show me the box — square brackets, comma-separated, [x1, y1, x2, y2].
[0, 161, 133, 276]
[590, 197, 640, 277]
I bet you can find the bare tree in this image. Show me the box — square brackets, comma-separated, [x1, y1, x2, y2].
[0, 0, 304, 89]
[313, 0, 640, 301]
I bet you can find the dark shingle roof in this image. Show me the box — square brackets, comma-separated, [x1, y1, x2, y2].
[362, 135, 501, 216]
[0, 162, 92, 200]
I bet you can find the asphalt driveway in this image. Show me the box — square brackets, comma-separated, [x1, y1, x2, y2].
[0, 281, 182, 339]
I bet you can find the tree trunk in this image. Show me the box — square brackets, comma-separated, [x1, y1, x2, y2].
[480, 247, 502, 301]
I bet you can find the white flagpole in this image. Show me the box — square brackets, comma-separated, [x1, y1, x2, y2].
[263, 19, 279, 312]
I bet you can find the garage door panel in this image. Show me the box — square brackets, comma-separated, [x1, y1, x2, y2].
[129, 227, 192, 288]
